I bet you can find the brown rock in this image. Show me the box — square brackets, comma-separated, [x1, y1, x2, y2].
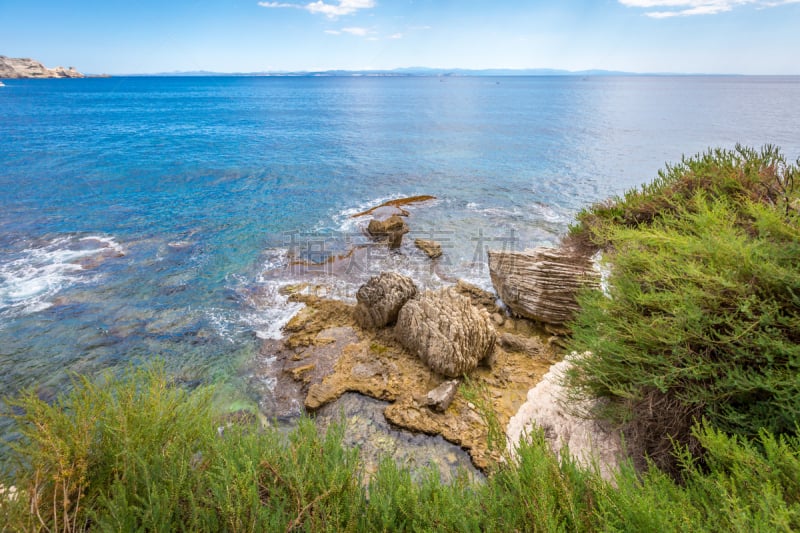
[499, 332, 546, 357]
[395, 287, 496, 378]
[354, 272, 418, 329]
[415, 239, 443, 259]
[425, 380, 460, 412]
[367, 215, 409, 249]
[488, 247, 599, 325]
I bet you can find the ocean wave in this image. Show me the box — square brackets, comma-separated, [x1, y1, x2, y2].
[0, 234, 125, 319]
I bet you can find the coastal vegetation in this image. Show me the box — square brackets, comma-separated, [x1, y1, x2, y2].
[2, 363, 799, 531]
[2, 146, 799, 531]
[566, 145, 800, 473]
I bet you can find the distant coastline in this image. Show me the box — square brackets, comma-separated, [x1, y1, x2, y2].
[0, 55, 87, 79]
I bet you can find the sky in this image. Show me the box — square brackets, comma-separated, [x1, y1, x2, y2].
[1, 0, 798, 74]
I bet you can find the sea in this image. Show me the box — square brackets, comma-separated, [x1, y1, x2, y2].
[1, 75, 799, 447]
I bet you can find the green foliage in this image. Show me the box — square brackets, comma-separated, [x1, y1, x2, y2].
[569, 144, 799, 249]
[566, 146, 800, 472]
[1, 364, 800, 531]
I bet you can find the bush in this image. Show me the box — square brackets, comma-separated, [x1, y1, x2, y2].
[566, 146, 800, 473]
[1, 363, 800, 531]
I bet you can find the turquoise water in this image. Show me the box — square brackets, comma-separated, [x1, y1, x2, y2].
[1, 76, 799, 428]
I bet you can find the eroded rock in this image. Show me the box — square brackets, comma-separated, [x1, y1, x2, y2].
[354, 273, 418, 329]
[506, 354, 623, 480]
[367, 215, 409, 249]
[488, 247, 599, 325]
[415, 239, 443, 259]
[395, 287, 496, 378]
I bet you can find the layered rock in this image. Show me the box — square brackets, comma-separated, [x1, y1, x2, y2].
[414, 239, 443, 259]
[367, 215, 409, 249]
[353, 272, 417, 329]
[395, 287, 496, 378]
[488, 247, 599, 325]
[0, 56, 84, 78]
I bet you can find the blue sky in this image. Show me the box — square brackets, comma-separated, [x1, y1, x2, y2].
[1, 0, 798, 74]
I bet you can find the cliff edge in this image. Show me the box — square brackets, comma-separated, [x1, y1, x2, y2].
[0, 56, 84, 78]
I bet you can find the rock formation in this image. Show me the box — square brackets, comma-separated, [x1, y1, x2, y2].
[0, 56, 84, 78]
[395, 287, 496, 378]
[506, 354, 623, 480]
[488, 247, 599, 325]
[353, 272, 417, 329]
[367, 215, 409, 249]
[414, 238, 443, 259]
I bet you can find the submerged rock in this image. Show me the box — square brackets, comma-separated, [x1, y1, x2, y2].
[354, 272, 418, 329]
[395, 287, 496, 378]
[488, 247, 599, 325]
[350, 195, 437, 218]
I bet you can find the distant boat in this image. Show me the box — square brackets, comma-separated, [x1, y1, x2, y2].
[0, 81, 5, 87]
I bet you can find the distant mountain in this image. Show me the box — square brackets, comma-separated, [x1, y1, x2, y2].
[0, 55, 84, 79]
[137, 67, 638, 77]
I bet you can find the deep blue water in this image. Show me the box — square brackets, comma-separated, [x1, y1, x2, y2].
[1, 75, 799, 425]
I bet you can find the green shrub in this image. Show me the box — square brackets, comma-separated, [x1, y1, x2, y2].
[566, 147, 800, 472]
[2, 363, 800, 531]
[569, 144, 798, 249]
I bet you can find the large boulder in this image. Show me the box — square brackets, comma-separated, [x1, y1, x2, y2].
[367, 215, 409, 249]
[396, 287, 496, 378]
[488, 247, 599, 325]
[354, 273, 418, 329]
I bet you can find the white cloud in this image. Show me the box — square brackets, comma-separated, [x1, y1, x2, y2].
[259, 0, 375, 18]
[619, 0, 800, 17]
[341, 26, 369, 36]
[389, 32, 403, 39]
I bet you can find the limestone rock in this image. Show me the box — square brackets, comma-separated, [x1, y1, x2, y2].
[354, 272, 418, 329]
[506, 355, 623, 480]
[396, 287, 496, 378]
[488, 247, 599, 325]
[425, 380, 460, 412]
[367, 215, 409, 249]
[0, 56, 84, 79]
[415, 239, 443, 259]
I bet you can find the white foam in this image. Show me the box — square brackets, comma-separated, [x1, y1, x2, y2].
[0, 235, 124, 319]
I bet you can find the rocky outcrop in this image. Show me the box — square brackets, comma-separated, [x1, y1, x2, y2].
[506, 355, 623, 480]
[395, 287, 496, 378]
[354, 272, 417, 329]
[367, 215, 409, 249]
[0, 56, 84, 78]
[252, 285, 556, 470]
[488, 247, 599, 325]
[350, 195, 436, 218]
[414, 239, 443, 259]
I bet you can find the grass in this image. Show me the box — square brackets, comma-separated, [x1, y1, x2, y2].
[2, 362, 799, 531]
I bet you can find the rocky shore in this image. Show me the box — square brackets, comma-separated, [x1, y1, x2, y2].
[249, 196, 623, 475]
[0, 56, 84, 78]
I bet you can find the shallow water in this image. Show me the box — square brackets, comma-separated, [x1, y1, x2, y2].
[1, 75, 799, 446]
